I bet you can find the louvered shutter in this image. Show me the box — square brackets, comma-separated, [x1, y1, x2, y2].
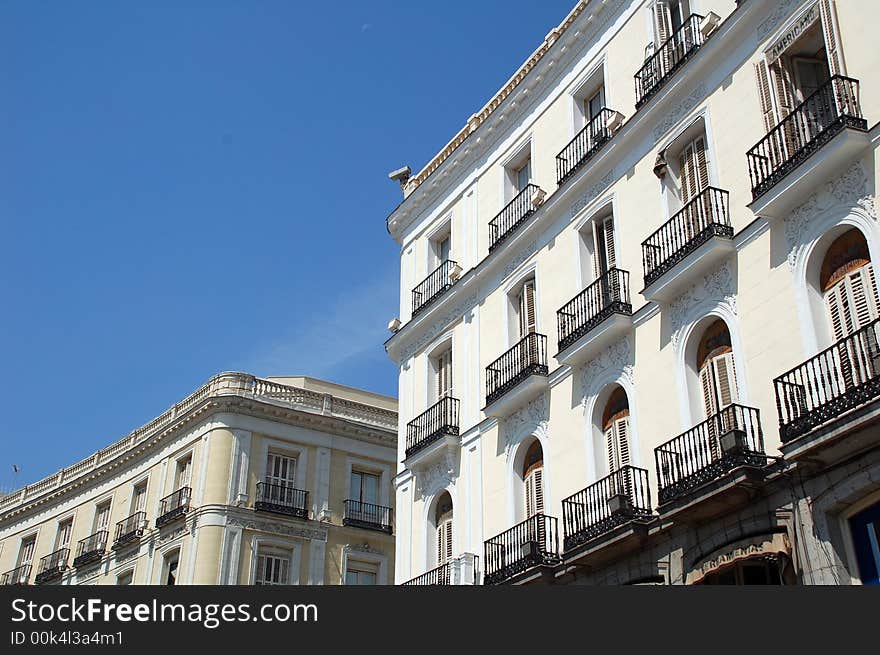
[712, 351, 739, 409]
[605, 417, 631, 474]
[437, 349, 453, 399]
[850, 264, 880, 329]
[694, 136, 710, 192]
[700, 363, 718, 419]
[653, 1, 671, 47]
[602, 216, 617, 271]
[605, 425, 616, 473]
[679, 140, 697, 205]
[826, 284, 849, 342]
[520, 280, 537, 337]
[525, 467, 544, 518]
[755, 61, 777, 132]
[819, 0, 844, 76]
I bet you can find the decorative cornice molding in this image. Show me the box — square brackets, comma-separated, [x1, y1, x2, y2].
[785, 161, 876, 270]
[652, 83, 707, 143]
[580, 336, 634, 402]
[226, 516, 328, 542]
[503, 240, 539, 281]
[757, 0, 801, 39]
[571, 170, 615, 218]
[504, 393, 549, 455]
[669, 262, 737, 351]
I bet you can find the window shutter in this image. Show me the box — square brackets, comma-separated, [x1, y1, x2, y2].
[819, 0, 844, 76]
[770, 63, 793, 121]
[712, 351, 739, 409]
[525, 467, 544, 518]
[605, 425, 616, 473]
[437, 349, 453, 399]
[826, 284, 848, 342]
[679, 140, 698, 204]
[700, 363, 719, 418]
[755, 61, 777, 133]
[603, 216, 617, 271]
[695, 136, 710, 193]
[850, 264, 880, 329]
[520, 280, 537, 337]
[653, 1, 671, 47]
[616, 417, 630, 469]
[533, 468, 544, 515]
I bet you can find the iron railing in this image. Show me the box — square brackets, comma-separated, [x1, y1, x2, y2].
[405, 396, 460, 458]
[557, 268, 631, 352]
[35, 548, 69, 584]
[156, 486, 191, 528]
[562, 466, 653, 551]
[412, 260, 460, 317]
[254, 481, 309, 520]
[641, 186, 731, 288]
[484, 514, 561, 585]
[747, 76, 867, 200]
[655, 404, 767, 505]
[556, 108, 619, 184]
[114, 511, 147, 549]
[489, 184, 542, 251]
[635, 14, 705, 108]
[73, 530, 108, 568]
[485, 333, 548, 407]
[343, 500, 394, 534]
[775, 318, 880, 442]
[1, 564, 31, 586]
[402, 562, 452, 586]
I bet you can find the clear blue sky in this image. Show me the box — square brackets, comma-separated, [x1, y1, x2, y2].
[0, 0, 576, 489]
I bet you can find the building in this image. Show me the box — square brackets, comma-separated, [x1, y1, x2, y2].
[0, 373, 397, 585]
[386, 0, 880, 585]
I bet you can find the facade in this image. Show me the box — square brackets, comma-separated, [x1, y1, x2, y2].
[0, 373, 397, 585]
[387, 0, 880, 585]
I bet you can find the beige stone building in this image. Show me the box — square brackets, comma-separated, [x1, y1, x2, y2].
[387, 0, 880, 585]
[0, 373, 397, 585]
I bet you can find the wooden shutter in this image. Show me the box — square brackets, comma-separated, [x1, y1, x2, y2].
[437, 349, 453, 399]
[525, 467, 544, 518]
[695, 136, 709, 192]
[653, 1, 671, 47]
[770, 63, 793, 122]
[755, 61, 777, 132]
[96, 504, 110, 530]
[700, 363, 719, 419]
[519, 280, 537, 337]
[602, 216, 617, 272]
[712, 351, 739, 409]
[819, 0, 844, 76]
[606, 417, 631, 473]
[850, 264, 880, 329]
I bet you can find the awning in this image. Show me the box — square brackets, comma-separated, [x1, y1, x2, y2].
[686, 533, 791, 585]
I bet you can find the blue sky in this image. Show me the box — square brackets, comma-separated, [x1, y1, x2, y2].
[0, 0, 576, 489]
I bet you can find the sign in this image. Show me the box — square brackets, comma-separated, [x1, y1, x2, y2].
[767, 2, 820, 64]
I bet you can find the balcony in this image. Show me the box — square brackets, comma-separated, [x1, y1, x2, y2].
[403, 562, 451, 586]
[35, 548, 69, 584]
[655, 404, 769, 509]
[488, 184, 544, 252]
[562, 466, 653, 552]
[155, 487, 191, 528]
[1, 564, 31, 586]
[73, 530, 108, 568]
[113, 511, 147, 549]
[634, 14, 705, 109]
[748, 76, 868, 217]
[342, 500, 393, 534]
[775, 318, 880, 456]
[484, 514, 561, 585]
[402, 554, 480, 586]
[556, 108, 623, 185]
[405, 396, 460, 462]
[641, 187, 733, 302]
[254, 481, 309, 520]
[412, 260, 461, 317]
[556, 268, 632, 367]
[484, 333, 549, 418]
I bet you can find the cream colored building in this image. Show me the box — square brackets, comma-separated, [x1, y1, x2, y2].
[388, 0, 880, 585]
[0, 373, 397, 585]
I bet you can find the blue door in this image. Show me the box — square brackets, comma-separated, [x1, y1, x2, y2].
[849, 501, 880, 585]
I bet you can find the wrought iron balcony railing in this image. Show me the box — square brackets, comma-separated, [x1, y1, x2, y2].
[1, 564, 31, 586]
[406, 396, 460, 458]
[73, 530, 108, 568]
[485, 333, 548, 407]
[412, 260, 460, 317]
[775, 318, 880, 443]
[114, 511, 147, 549]
[402, 562, 452, 586]
[641, 186, 731, 288]
[635, 14, 705, 108]
[655, 404, 768, 505]
[556, 108, 620, 184]
[156, 486, 191, 528]
[489, 184, 543, 251]
[562, 466, 653, 551]
[557, 268, 631, 353]
[484, 514, 561, 585]
[747, 76, 867, 200]
[254, 481, 309, 520]
[343, 500, 393, 534]
[35, 548, 69, 584]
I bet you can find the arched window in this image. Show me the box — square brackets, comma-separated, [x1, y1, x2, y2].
[435, 493, 453, 566]
[820, 229, 879, 342]
[696, 319, 738, 419]
[522, 441, 545, 518]
[602, 387, 630, 473]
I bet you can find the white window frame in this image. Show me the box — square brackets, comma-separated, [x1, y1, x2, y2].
[256, 439, 308, 495]
[344, 456, 391, 508]
[341, 546, 388, 586]
[503, 263, 539, 347]
[500, 138, 533, 203]
[570, 58, 608, 136]
[249, 537, 302, 586]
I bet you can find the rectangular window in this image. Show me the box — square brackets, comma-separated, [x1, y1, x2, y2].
[436, 347, 453, 399]
[175, 456, 192, 489]
[437, 234, 451, 264]
[55, 519, 73, 550]
[345, 561, 378, 585]
[164, 551, 179, 585]
[678, 135, 710, 205]
[255, 552, 290, 585]
[117, 570, 134, 586]
[266, 453, 296, 487]
[518, 279, 537, 338]
[593, 215, 617, 277]
[350, 470, 380, 506]
[586, 86, 605, 123]
[514, 159, 532, 194]
[18, 536, 36, 567]
[132, 482, 148, 514]
[94, 502, 111, 532]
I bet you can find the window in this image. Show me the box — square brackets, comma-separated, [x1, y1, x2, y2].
[522, 441, 545, 518]
[514, 158, 532, 194]
[266, 452, 296, 486]
[821, 230, 880, 342]
[255, 551, 290, 586]
[593, 214, 617, 277]
[602, 387, 631, 475]
[697, 320, 739, 421]
[350, 470, 380, 506]
[848, 500, 880, 585]
[650, 0, 691, 49]
[435, 493, 454, 566]
[163, 550, 180, 586]
[345, 561, 378, 585]
[585, 86, 606, 124]
[132, 482, 147, 514]
[517, 279, 537, 338]
[116, 570, 134, 586]
[698, 559, 784, 585]
[55, 519, 73, 551]
[678, 135, 710, 206]
[17, 536, 36, 568]
[435, 232, 452, 266]
[435, 347, 453, 399]
[94, 502, 111, 533]
[174, 456, 192, 489]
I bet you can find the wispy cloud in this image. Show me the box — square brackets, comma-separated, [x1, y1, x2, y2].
[361, 23, 373, 32]
[245, 269, 398, 380]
